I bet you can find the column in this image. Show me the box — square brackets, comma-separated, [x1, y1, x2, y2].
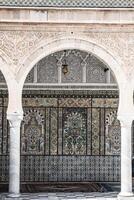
[33, 64, 38, 83]
[106, 69, 110, 83]
[7, 113, 23, 198]
[82, 63, 86, 83]
[58, 63, 62, 83]
[118, 117, 134, 200]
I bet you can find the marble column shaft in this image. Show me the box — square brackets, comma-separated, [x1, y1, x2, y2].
[8, 114, 22, 197]
[118, 118, 133, 199]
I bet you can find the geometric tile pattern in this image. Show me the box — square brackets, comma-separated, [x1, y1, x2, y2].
[20, 155, 120, 182]
[23, 49, 116, 85]
[59, 98, 91, 107]
[0, 93, 121, 183]
[0, 0, 134, 8]
[21, 97, 120, 156]
[34, 50, 109, 84]
[0, 155, 9, 182]
[20, 96, 120, 182]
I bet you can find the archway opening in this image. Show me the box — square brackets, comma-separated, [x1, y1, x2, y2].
[20, 49, 121, 193]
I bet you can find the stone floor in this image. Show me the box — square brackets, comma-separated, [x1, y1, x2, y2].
[0, 192, 118, 200]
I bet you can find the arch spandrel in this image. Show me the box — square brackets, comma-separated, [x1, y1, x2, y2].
[0, 56, 14, 86]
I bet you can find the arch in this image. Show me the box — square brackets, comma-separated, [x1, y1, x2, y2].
[0, 56, 23, 115]
[16, 37, 129, 192]
[17, 37, 125, 90]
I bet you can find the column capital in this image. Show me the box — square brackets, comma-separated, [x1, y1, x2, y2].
[117, 114, 134, 127]
[7, 112, 23, 128]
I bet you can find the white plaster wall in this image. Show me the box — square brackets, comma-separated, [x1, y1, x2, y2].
[1, 8, 134, 23]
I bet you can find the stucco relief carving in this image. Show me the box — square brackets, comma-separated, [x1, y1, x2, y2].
[85, 32, 134, 80]
[85, 32, 134, 79]
[66, 32, 134, 80]
[0, 31, 62, 70]
[0, 28, 133, 80]
[122, 33, 134, 79]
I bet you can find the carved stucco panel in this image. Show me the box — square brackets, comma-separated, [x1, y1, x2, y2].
[0, 29, 133, 80]
[81, 32, 134, 80]
[0, 31, 15, 59]
[19, 31, 125, 75]
[90, 32, 134, 80]
[73, 32, 133, 78]
[0, 30, 63, 73]
[123, 33, 134, 79]
[83, 32, 126, 59]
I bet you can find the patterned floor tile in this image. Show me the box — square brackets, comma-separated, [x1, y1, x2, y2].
[0, 192, 118, 200]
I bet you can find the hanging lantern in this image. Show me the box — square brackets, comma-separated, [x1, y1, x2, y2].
[62, 63, 68, 75]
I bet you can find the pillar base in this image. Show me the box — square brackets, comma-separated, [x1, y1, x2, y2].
[118, 192, 134, 200]
[7, 193, 20, 198]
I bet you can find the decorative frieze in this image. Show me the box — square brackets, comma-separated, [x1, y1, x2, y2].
[0, 0, 134, 8]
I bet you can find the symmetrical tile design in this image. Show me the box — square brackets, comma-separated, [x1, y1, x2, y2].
[63, 108, 87, 155]
[21, 90, 119, 98]
[0, 0, 134, 8]
[105, 109, 121, 155]
[35, 50, 115, 84]
[37, 56, 58, 83]
[0, 94, 121, 183]
[21, 108, 45, 155]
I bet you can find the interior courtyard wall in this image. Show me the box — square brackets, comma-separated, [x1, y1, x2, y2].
[0, 8, 134, 198]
